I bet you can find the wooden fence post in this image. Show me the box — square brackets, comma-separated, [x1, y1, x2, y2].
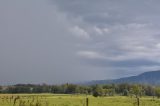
[137, 97, 139, 106]
[86, 97, 89, 106]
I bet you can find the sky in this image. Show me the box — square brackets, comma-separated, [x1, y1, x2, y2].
[0, 0, 160, 85]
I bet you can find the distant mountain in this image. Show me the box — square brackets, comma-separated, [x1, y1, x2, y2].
[85, 70, 160, 85]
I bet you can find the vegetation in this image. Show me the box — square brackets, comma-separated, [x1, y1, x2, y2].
[1, 83, 160, 98]
[1, 83, 160, 106]
[0, 94, 160, 106]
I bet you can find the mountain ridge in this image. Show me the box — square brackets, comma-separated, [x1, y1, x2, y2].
[85, 70, 160, 85]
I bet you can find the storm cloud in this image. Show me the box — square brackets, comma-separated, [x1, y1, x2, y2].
[0, 0, 160, 84]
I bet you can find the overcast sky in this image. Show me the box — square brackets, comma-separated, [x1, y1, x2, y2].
[1, 0, 160, 85]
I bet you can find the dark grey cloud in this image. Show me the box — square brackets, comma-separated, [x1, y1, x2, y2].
[0, 0, 94, 84]
[53, 0, 160, 26]
[1, 0, 160, 84]
[53, 0, 160, 74]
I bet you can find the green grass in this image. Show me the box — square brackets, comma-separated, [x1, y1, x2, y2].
[0, 94, 160, 106]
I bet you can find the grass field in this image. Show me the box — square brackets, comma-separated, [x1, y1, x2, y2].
[0, 94, 160, 106]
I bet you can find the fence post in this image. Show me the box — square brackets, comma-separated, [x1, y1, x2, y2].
[86, 97, 89, 106]
[137, 97, 139, 106]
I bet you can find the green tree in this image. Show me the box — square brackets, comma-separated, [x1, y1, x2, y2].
[123, 89, 129, 96]
[0, 86, 2, 93]
[132, 85, 143, 98]
[155, 87, 160, 98]
[65, 84, 77, 94]
[92, 85, 104, 97]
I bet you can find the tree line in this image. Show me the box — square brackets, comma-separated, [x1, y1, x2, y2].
[1, 83, 160, 98]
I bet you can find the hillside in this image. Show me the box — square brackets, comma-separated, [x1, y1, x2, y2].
[86, 70, 160, 85]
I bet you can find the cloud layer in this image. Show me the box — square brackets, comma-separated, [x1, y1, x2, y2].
[0, 0, 160, 84]
[53, 0, 160, 76]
